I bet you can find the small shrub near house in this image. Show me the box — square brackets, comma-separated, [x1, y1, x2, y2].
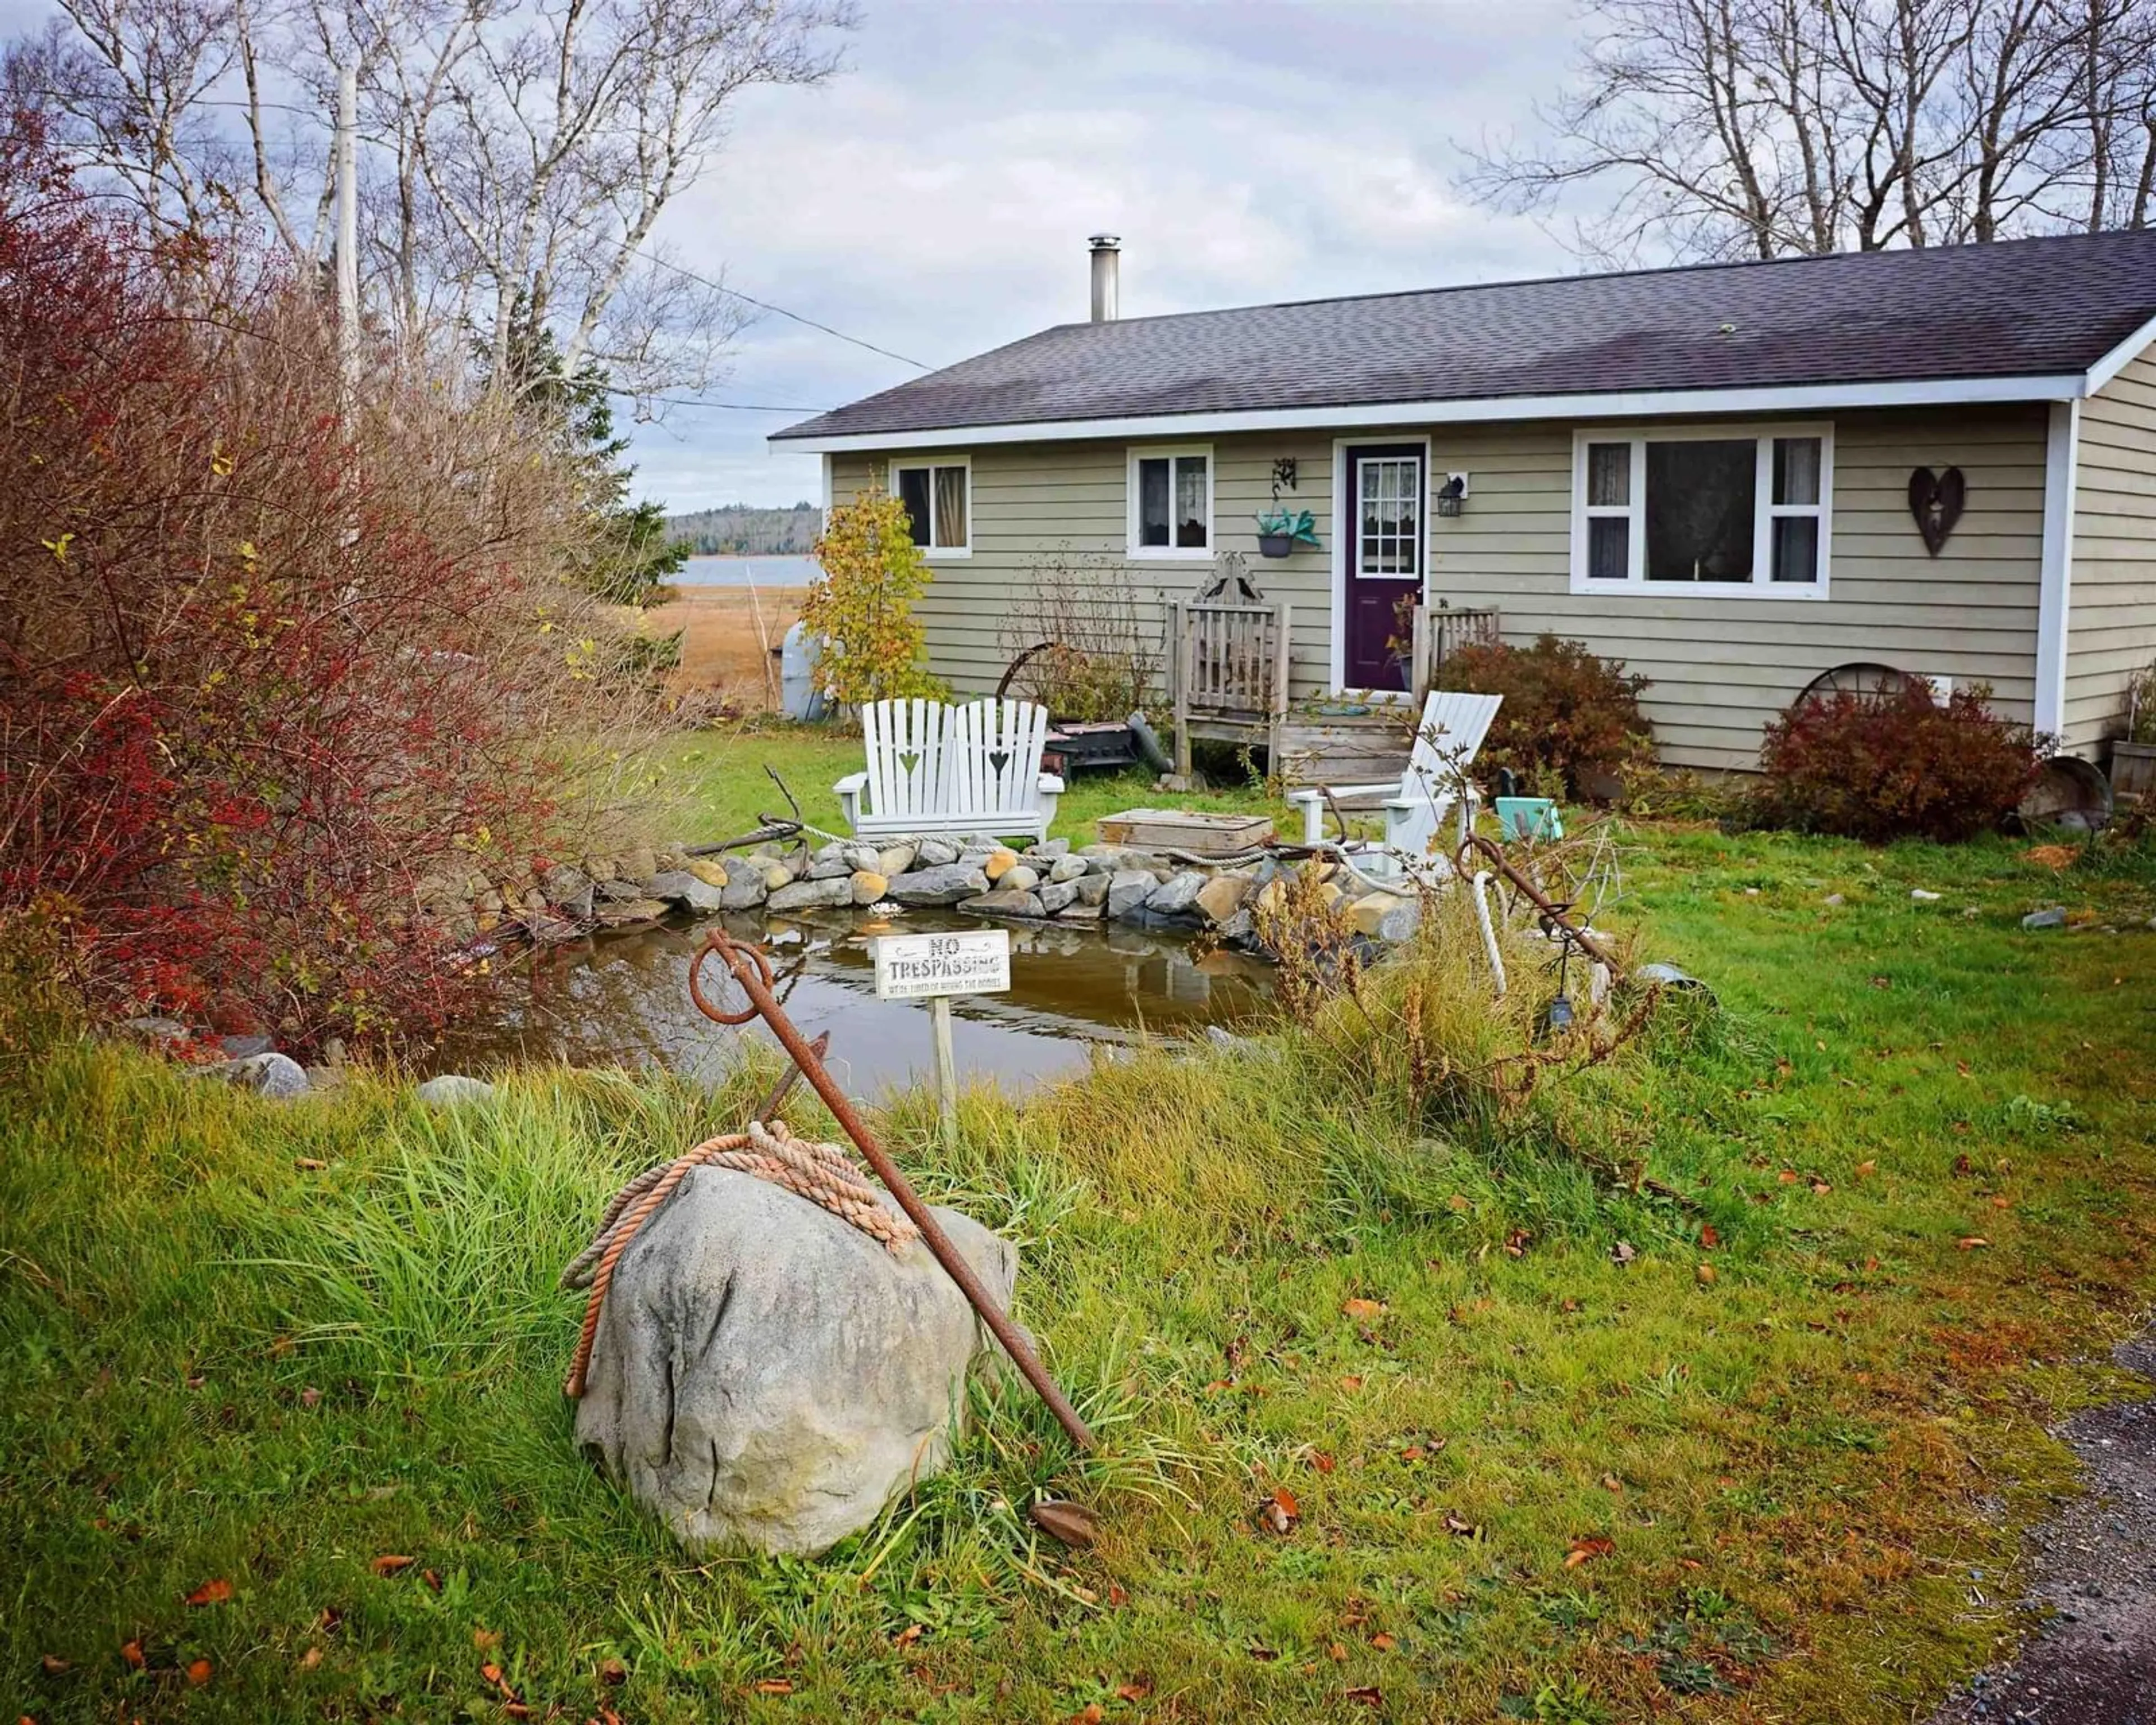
[802, 491, 949, 705]
[1748, 681, 2051, 843]
[1444, 635, 1653, 798]
[999, 549, 1161, 720]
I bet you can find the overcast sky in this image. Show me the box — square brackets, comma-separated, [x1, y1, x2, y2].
[2, 0, 1591, 510]
[645, 0, 1585, 510]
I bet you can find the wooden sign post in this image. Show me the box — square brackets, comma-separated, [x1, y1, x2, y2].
[872, 929, 1012, 1134]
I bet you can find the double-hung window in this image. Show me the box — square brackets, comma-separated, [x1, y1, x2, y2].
[890, 457, 970, 555]
[1127, 446, 1212, 556]
[1573, 425, 1831, 595]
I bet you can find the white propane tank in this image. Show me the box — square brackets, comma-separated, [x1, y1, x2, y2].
[780, 620, 828, 722]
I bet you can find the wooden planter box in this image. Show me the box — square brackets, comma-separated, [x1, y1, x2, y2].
[2109, 738, 2156, 798]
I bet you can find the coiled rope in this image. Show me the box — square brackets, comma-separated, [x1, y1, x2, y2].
[561, 1117, 919, 1398]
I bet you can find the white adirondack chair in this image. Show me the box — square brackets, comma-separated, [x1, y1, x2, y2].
[1286, 690, 1504, 872]
[835, 698, 1065, 841]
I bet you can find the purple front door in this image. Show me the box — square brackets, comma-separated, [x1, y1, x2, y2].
[1342, 443, 1424, 690]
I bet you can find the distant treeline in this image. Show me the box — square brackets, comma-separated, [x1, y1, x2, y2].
[665, 502, 821, 555]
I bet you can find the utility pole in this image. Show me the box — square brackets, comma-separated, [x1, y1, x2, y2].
[334, 62, 359, 395]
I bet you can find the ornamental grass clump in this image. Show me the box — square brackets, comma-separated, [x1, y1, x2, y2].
[0, 113, 666, 1048]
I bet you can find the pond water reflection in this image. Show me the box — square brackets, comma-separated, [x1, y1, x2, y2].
[439, 907, 1275, 1097]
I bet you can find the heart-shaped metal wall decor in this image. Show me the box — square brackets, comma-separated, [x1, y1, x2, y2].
[1907, 466, 1966, 556]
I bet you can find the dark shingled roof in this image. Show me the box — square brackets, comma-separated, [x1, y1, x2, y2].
[773, 229, 2156, 443]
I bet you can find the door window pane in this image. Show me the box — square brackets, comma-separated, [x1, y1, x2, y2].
[1173, 455, 1208, 547]
[1645, 439, 1755, 581]
[1138, 458, 1170, 547]
[897, 467, 931, 547]
[931, 464, 967, 548]
[1772, 516, 1819, 583]
[1773, 437, 1821, 506]
[1358, 457, 1419, 576]
[1588, 516, 1630, 579]
[1587, 442, 1630, 507]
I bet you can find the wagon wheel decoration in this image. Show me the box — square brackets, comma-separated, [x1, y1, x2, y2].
[1797, 662, 1917, 705]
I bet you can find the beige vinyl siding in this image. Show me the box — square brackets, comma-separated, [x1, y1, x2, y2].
[833, 436, 1340, 701]
[1427, 405, 2048, 771]
[834, 403, 2048, 774]
[2065, 344, 2156, 752]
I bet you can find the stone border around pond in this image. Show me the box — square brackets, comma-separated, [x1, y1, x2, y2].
[424, 832, 1424, 952]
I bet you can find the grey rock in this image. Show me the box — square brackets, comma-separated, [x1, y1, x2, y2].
[998, 864, 1041, 894]
[1824, 893, 1846, 907]
[1048, 855, 1089, 884]
[647, 870, 725, 913]
[769, 877, 855, 913]
[1106, 870, 1159, 920]
[885, 864, 990, 907]
[1056, 901, 1105, 923]
[914, 836, 963, 867]
[719, 870, 770, 911]
[2022, 906, 2068, 930]
[875, 842, 919, 878]
[573, 1166, 1017, 1557]
[1026, 838, 1071, 860]
[842, 842, 882, 873]
[1037, 880, 1079, 915]
[961, 889, 1045, 919]
[552, 882, 595, 921]
[1146, 871, 1208, 917]
[596, 878, 646, 903]
[120, 1014, 190, 1043]
[319, 1035, 347, 1069]
[541, 863, 591, 903]
[415, 1073, 495, 1108]
[1216, 907, 1256, 943]
[219, 1033, 275, 1060]
[806, 853, 854, 881]
[207, 1051, 309, 1098]
[595, 897, 670, 929]
[1074, 872, 1111, 907]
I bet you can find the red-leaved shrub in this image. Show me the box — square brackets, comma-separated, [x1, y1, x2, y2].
[0, 111, 661, 1046]
[1750, 681, 2051, 842]
[1444, 635, 1653, 797]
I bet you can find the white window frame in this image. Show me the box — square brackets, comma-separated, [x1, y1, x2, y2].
[1569, 422, 1834, 599]
[888, 454, 972, 559]
[1126, 444, 1215, 559]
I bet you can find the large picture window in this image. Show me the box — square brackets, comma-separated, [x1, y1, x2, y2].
[1573, 425, 1831, 595]
[1127, 446, 1212, 556]
[889, 457, 970, 555]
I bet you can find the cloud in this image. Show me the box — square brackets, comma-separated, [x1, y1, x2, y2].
[631, 0, 1581, 509]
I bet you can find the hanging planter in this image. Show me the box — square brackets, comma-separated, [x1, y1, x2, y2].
[1254, 506, 1320, 559]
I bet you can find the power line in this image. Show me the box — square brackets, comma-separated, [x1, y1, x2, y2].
[612, 391, 832, 412]
[632, 245, 935, 372]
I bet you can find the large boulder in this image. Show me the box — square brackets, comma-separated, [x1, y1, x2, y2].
[573, 1168, 1017, 1558]
[885, 864, 990, 906]
[769, 877, 854, 913]
[646, 870, 725, 913]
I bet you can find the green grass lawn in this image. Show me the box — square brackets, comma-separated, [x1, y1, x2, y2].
[5, 779, 2156, 1723]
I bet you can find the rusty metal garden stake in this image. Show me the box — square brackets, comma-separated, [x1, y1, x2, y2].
[1455, 831, 1627, 980]
[689, 928, 1097, 1453]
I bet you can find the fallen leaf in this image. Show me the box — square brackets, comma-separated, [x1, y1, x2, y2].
[1993, 1195, 2011, 1210]
[472, 1628, 499, 1651]
[1369, 1632, 1396, 1651]
[1446, 1193, 1470, 1212]
[421, 1568, 442, 1593]
[294, 1157, 326, 1171]
[1068, 1706, 1104, 1725]
[1600, 1473, 1624, 1492]
[1341, 1298, 1386, 1320]
[1259, 1485, 1301, 1535]
[1856, 1160, 1876, 1178]
[1811, 1180, 1833, 1195]
[185, 1659, 212, 1686]
[1326, 1642, 1347, 1662]
[1564, 1536, 1615, 1568]
[1029, 1499, 1097, 1549]
[1699, 1224, 1720, 1248]
[299, 1385, 321, 1409]
[1310, 1450, 1336, 1473]
[1339, 1375, 1363, 1391]
[185, 1578, 232, 1607]
[369, 1555, 415, 1576]
[120, 1641, 144, 1669]
[1115, 1679, 1153, 1702]
[754, 1678, 795, 1695]
[1246, 1642, 1279, 1662]
[1346, 1685, 1383, 1706]
[40, 1654, 70, 1674]
[504, 1706, 530, 1721]
[1610, 1240, 1636, 1265]
[1957, 1236, 1991, 1251]
[298, 1646, 322, 1670]
[891, 1624, 922, 1649]
[1696, 1263, 1718, 1286]
[1442, 1512, 1478, 1537]
[1778, 1169, 1798, 1185]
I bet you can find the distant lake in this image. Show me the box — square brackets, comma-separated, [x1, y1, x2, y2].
[674, 554, 820, 588]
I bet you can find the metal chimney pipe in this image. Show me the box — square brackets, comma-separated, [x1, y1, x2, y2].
[1088, 234, 1120, 322]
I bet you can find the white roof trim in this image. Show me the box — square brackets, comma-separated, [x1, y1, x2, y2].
[2085, 311, 2156, 394]
[774, 373, 2086, 453]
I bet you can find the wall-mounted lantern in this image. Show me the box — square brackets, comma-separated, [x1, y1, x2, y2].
[1435, 472, 1469, 518]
